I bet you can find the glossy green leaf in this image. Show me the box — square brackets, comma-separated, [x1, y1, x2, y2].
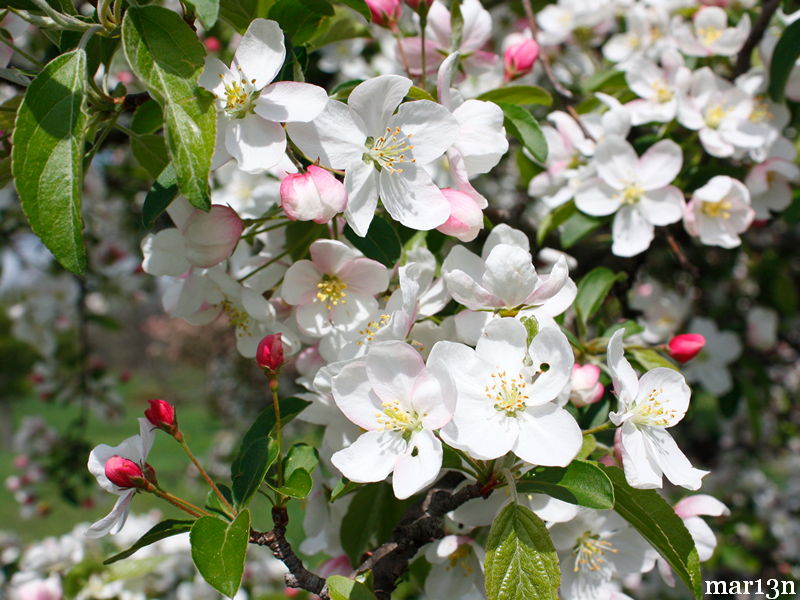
[629, 348, 679, 372]
[484, 502, 560, 600]
[232, 437, 279, 508]
[131, 133, 169, 178]
[130, 100, 163, 135]
[575, 267, 626, 332]
[407, 85, 436, 101]
[103, 519, 194, 565]
[190, 509, 251, 598]
[768, 18, 800, 102]
[516, 460, 614, 510]
[237, 397, 311, 451]
[344, 215, 402, 267]
[266, 467, 313, 498]
[559, 211, 605, 248]
[336, 0, 370, 20]
[269, 0, 335, 45]
[219, 0, 267, 32]
[12, 49, 88, 274]
[600, 465, 703, 599]
[186, 0, 220, 28]
[340, 483, 410, 565]
[284, 443, 319, 479]
[122, 6, 215, 211]
[477, 85, 552, 106]
[496, 102, 547, 162]
[330, 477, 361, 502]
[307, 6, 370, 50]
[536, 200, 577, 245]
[327, 575, 378, 600]
[142, 164, 178, 228]
[206, 484, 235, 519]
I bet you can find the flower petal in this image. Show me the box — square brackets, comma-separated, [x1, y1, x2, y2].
[393, 429, 443, 499]
[514, 404, 582, 466]
[254, 81, 329, 123]
[347, 74, 411, 137]
[233, 18, 285, 88]
[331, 430, 405, 483]
[225, 116, 286, 173]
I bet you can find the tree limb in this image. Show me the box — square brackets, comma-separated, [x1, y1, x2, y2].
[733, 0, 781, 78]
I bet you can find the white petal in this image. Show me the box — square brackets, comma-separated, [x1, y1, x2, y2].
[337, 257, 390, 295]
[619, 422, 663, 489]
[575, 179, 621, 216]
[344, 162, 380, 237]
[475, 317, 528, 369]
[607, 330, 639, 412]
[347, 74, 411, 137]
[595, 137, 638, 189]
[638, 140, 682, 191]
[513, 404, 582, 466]
[414, 361, 457, 429]
[254, 81, 329, 123]
[611, 205, 654, 257]
[199, 57, 234, 97]
[392, 100, 459, 165]
[393, 429, 443, 499]
[85, 490, 134, 538]
[528, 327, 574, 404]
[225, 116, 286, 173]
[636, 368, 691, 427]
[331, 360, 383, 430]
[642, 427, 708, 490]
[379, 165, 450, 230]
[233, 18, 285, 88]
[281, 260, 321, 305]
[286, 100, 366, 169]
[683, 517, 717, 561]
[441, 404, 518, 460]
[331, 431, 405, 483]
[640, 186, 684, 226]
[141, 230, 189, 277]
[309, 239, 360, 275]
[366, 341, 426, 407]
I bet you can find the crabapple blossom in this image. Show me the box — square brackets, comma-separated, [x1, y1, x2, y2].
[279, 165, 347, 224]
[607, 329, 708, 490]
[623, 51, 690, 125]
[683, 176, 754, 248]
[281, 239, 389, 337]
[629, 278, 691, 344]
[86, 419, 154, 537]
[668, 334, 706, 364]
[287, 75, 458, 234]
[569, 364, 605, 407]
[424, 536, 485, 600]
[575, 137, 685, 257]
[436, 188, 484, 242]
[745, 139, 800, 219]
[674, 495, 729, 562]
[429, 318, 582, 466]
[199, 19, 328, 173]
[144, 399, 178, 434]
[330, 341, 456, 499]
[673, 6, 750, 57]
[504, 37, 539, 81]
[365, 0, 402, 26]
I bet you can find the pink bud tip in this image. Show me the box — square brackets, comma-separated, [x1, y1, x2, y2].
[365, 0, 402, 26]
[145, 399, 178, 433]
[436, 188, 484, 242]
[104, 456, 144, 489]
[404, 0, 433, 9]
[668, 333, 706, 363]
[280, 165, 347, 224]
[204, 37, 222, 52]
[256, 333, 285, 372]
[504, 39, 539, 80]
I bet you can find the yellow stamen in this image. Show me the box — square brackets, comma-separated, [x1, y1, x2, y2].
[316, 274, 347, 309]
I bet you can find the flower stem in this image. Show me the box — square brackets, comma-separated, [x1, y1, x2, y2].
[178, 436, 235, 515]
[270, 376, 285, 491]
[152, 488, 209, 518]
[583, 421, 614, 436]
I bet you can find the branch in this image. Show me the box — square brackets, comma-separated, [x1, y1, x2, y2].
[250, 506, 329, 598]
[733, 0, 781, 78]
[355, 471, 489, 600]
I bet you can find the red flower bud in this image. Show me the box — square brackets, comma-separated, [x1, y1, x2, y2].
[365, 0, 402, 27]
[104, 456, 145, 488]
[404, 0, 433, 10]
[668, 333, 706, 363]
[145, 399, 178, 434]
[256, 333, 285, 372]
[504, 39, 539, 81]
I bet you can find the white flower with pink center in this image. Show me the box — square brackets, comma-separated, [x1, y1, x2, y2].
[673, 7, 750, 57]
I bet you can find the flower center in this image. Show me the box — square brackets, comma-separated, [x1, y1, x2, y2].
[375, 400, 423, 436]
[651, 81, 673, 103]
[749, 98, 773, 123]
[316, 274, 348, 309]
[219, 70, 258, 119]
[705, 104, 729, 129]
[632, 387, 679, 426]
[447, 544, 475, 575]
[573, 531, 618, 573]
[701, 199, 732, 219]
[357, 314, 391, 345]
[365, 127, 416, 174]
[619, 183, 644, 205]
[697, 26, 723, 46]
[485, 371, 529, 417]
[221, 299, 250, 332]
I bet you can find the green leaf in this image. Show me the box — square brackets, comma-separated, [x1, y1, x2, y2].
[336, 0, 370, 20]
[219, 0, 269, 32]
[0, 95, 21, 131]
[103, 519, 194, 565]
[284, 443, 319, 479]
[343, 215, 402, 267]
[496, 102, 547, 162]
[536, 200, 577, 245]
[327, 575, 378, 600]
[0, 67, 31, 87]
[130, 99, 163, 134]
[306, 5, 370, 50]
[768, 18, 800, 102]
[521, 315, 539, 348]
[559, 211, 605, 248]
[122, 6, 216, 211]
[484, 502, 560, 600]
[574, 267, 625, 332]
[600, 465, 702, 599]
[477, 85, 552, 106]
[629, 348, 679, 372]
[190, 509, 251, 598]
[142, 164, 178, 228]
[286, 221, 327, 259]
[516, 460, 615, 510]
[330, 477, 362, 502]
[266, 467, 313, 498]
[131, 133, 169, 178]
[206, 484, 235, 519]
[237, 397, 311, 451]
[340, 483, 410, 565]
[269, 0, 335, 45]
[186, 0, 220, 28]
[407, 86, 436, 101]
[232, 436, 279, 508]
[12, 49, 88, 274]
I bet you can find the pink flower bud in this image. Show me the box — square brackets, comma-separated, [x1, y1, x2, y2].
[280, 166, 347, 224]
[204, 36, 221, 52]
[404, 0, 433, 10]
[145, 399, 178, 434]
[256, 333, 285, 372]
[104, 456, 145, 489]
[504, 39, 539, 80]
[436, 188, 484, 242]
[182, 205, 243, 268]
[667, 333, 705, 363]
[569, 364, 604, 407]
[365, 0, 402, 26]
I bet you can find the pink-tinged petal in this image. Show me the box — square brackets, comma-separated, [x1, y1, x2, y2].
[436, 187, 484, 242]
[393, 429, 442, 499]
[514, 404, 582, 466]
[640, 186, 685, 226]
[459, 0, 493, 53]
[337, 257, 390, 295]
[309, 239, 360, 275]
[331, 430, 405, 483]
[348, 74, 411, 137]
[607, 329, 639, 411]
[232, 18, 285, 88]
[397, 37, 442, 76]
[225, 116, 286, 173]
[642, 427, 708, 490]
[683, 516, 718, 561]
[525, 255, 569, 305]
[414, 362, 456, 429]
[379, 165, 450, 230]
[528, 327, 574, 404]
[331, 360, 383, 430]
[612, 205, 654, 257]
[437, 52, 460, 108]
[344, 162, 380, 236]
[638, 139, 683, 191]
[575, 178, 621, 216]
[141, 230, 189, 277]
[282, 260, 322, 305]
[618, 422, 662, 489]
[182, 205, 243, 268]
[85, 490, 135, 538]
[254, 81, 328, 123]
[595, 137, 638, 189]
[674, 494, 729, 519]
[366, 341, 426, 407]
[572, 364, 601, 389]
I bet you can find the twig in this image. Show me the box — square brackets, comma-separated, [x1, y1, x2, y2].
[665, 230, 700, 278]
[733, 0, 781, 78]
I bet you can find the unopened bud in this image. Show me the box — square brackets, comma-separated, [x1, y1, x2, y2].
[504, 39, 539, 81]
[436, 188, 484, 242]
[404, 0, 433, 10]
[365, 0, 402, 27]
[280, 165, 347, 224]
[145, 399, 178, 435]
[667, 333, 705, 363]
[569, 364, 604, 407]
[104, 456, 146, 489]
[182, 205, 243, 268]
[256, 333, 285, 372]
